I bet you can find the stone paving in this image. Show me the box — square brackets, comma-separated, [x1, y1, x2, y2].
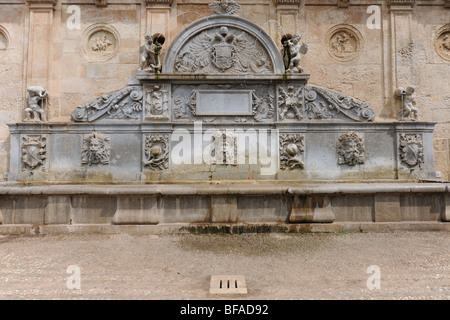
[0, 231, 448, 300]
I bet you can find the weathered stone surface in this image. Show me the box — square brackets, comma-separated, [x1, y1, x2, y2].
[290, 196, 335, 223]
[112, 196, 161, 224]
[374, 194, 401, 222]
[44, 196, 71, 224]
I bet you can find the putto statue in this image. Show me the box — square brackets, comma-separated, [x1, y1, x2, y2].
[395, 86, 418, 121]
[281, 34, 308, 73]
[139, 33, 165, 73]
[25, 86, 47, 122]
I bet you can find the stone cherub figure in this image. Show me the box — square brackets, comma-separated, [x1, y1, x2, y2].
[395, 86, 418, 121]
[281, 34, 308, 73]
[25, 86, 47, 122]
[139, 33, 165, 73]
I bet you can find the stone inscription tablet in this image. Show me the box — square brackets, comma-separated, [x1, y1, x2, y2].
[196, 90, 253, 116]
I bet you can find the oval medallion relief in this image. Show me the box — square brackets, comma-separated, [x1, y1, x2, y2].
[326, 25, 364, 62]
[82, 24, 120, 62]
[434, 24, 450, 61]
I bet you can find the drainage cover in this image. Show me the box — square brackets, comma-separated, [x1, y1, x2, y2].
[210, 275, 247, 295]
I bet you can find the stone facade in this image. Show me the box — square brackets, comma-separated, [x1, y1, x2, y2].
[0, 0, 449, 181]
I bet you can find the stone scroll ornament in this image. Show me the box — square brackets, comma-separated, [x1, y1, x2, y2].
[71, 86, 143, 122]
[336, 132, 365, 166]
[81, 133, 111, 166]
[21, 135, 46, 172]
[25, 86, 47, 122]
[303, 85, 375, 122]
[279, 134, 305, 170]
[399, 133, 424, 170]
[144, 134, 169, 171]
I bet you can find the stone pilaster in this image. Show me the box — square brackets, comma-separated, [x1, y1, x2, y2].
[25, 0, 56, 90]
[145, 0, 175, 45]
[275, 0, 301, 46]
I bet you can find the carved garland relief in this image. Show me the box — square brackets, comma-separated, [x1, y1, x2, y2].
[326, 25, 364, 62]
[434, 24, 450, 61]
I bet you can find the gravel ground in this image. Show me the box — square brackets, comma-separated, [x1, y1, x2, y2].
[0, 231, 448, 300]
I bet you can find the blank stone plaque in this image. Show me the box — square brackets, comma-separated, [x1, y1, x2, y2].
[196, 90, 252, 116]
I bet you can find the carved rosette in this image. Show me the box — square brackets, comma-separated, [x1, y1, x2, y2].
[72, 86, 143, 122]
[279, 134, 304, 170]
[145, 85, 169, 120]
[21, 135, 47, 172]
[81, 133, 111, 166]
[434, 24, 450, 61]
[278, 85, 304, 121]
[326, 25, 364, 62]
[336, 132, 365, 166]
[399, 133, 424, 170]
[144, 134, 169, 171]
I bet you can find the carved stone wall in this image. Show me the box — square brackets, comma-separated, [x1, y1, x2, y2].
[0, 0, 449, 180]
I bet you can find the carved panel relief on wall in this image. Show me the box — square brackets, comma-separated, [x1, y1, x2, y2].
[336, 132, 365, 166]
[279, 134, 305, 170]
[21, 135, 47, 172]
[82, 24, 120, 62]
[326, 25, 364, 62]
[173, 26, 273, 74]
[399, 133, 424, 170]
[144, 134, 169, 170]
[81, 133, 111, 166]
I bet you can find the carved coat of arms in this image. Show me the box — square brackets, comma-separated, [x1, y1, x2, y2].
[174, 26, 272, 74]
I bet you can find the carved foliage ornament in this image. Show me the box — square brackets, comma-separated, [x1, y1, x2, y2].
[21, 135, 46, 171]
[434, 24, 450, 61]
[336, 132, 365, 166]
[279, 134, 304, 171]
[144, 134, 169, 170]
[81, 133, 111, 166]
[399, 133, 424, 170]
[174, 26, 273, 74]
[209, 0, 240, 15]
[72, 86, 143, 122]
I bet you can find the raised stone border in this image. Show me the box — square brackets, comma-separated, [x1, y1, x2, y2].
[0, 183, 448, 230]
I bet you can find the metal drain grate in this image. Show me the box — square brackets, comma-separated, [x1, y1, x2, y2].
[210, 275, 247, 295]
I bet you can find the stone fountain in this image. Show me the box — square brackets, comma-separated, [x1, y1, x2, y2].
[1, 1, 448, 232]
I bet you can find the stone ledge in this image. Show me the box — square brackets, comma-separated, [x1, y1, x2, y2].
[0, 222, 448, 235]
[0, 183, 448, 195]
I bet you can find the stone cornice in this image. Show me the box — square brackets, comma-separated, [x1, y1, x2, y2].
[275, 0, 301, 5]
[94, 0, 107, 8]
[338, 0, 350, 8]
[145, 0, 173, 6]
[26, 0, 57, 8]
[385, 0, 415, 6]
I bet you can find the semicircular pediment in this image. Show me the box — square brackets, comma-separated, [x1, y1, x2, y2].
[162, 15, 285, 74]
